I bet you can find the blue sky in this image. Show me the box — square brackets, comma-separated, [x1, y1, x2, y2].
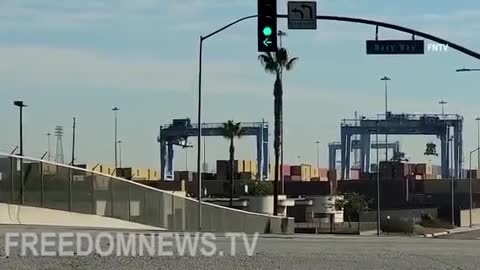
[1, 0, 480, 171]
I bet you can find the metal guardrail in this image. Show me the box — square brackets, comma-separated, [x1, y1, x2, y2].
[0, 153, 292, 233]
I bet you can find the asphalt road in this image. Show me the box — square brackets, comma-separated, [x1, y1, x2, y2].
[0, 226, 478, 270]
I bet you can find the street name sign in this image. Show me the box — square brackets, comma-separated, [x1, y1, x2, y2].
[288, 1, 317, 30]
[366, 40, 425, 55]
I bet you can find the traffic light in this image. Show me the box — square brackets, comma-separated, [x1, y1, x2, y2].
[258, 0, 277, 52]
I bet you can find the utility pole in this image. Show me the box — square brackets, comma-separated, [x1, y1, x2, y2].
[71, 117, 76, 166]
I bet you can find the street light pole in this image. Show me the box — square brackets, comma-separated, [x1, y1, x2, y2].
[14, 101, 27, 156]
[376, 119, 381, 236]
[118, 140, 122, 168]
[469, 147, 479, 228]
[449, 136, 455, 225]
[71, 117, 76, 166]
[14, 100, 27, 205]
[439, 100, 447, 115]
[46, 133, 51, 161]
[197, 14, 258, 230]
[381, 76, 391, 163]
[112, 107, 119, 172]
[476, 117, 480, 177]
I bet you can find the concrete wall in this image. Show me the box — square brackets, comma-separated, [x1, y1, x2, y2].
[242, 195, 287, 216]
[306, 195, 344, 223]
[0, 203, 164, 230]
[460, 208, 480, 227]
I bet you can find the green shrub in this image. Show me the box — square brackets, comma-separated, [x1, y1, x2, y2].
[247, 180, 273, 196]
[420, 215, 454, 229]
[381, 218, 415, 234]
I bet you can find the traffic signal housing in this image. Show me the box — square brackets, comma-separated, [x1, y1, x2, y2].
[258, 0, 277, 52]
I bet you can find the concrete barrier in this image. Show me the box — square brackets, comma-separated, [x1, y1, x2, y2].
[0, 203, 164, 230]
[460, 208, 480, 227]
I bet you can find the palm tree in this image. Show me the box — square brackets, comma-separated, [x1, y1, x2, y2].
[222, 120, 243, 207]
[258, 48, 298, 215]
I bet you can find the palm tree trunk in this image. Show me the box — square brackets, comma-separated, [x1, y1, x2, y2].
[273, 75, 282, 215]
[229, 138, 235, 207]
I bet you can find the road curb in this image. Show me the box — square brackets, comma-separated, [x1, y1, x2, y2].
[432, 231, 449, 237]
[422, 231, 450, 238]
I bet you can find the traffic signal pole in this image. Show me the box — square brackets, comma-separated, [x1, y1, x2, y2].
[196, 12, 480, 228]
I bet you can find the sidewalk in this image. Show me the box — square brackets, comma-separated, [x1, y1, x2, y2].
[447, 226, 480, 234]
[422, 225, 480, 238]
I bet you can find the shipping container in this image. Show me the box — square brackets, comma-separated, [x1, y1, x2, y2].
[283, 165, 291, 176]
[302, 165, 311, 181]
[291, 175, 302, 181]
[318, 168, 329, 179]
[416, 164, 426, 175]
[350, 169, 360, 180]
[291, 166, 302, 176]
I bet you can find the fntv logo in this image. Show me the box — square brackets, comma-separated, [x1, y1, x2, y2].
[427, 43, 449, 53]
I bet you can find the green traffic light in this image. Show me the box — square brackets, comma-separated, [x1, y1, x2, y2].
[263, 26, 273, 36]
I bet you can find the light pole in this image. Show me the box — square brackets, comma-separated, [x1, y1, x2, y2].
[376, 119, 381, 236]
[449, 135, 455, 225]
[118, 140, 122, 168]
[14, 101, 27, 156]
[71, 117, 76, 166]
[381, 76, 391, 163]
[439, 100, 447, 115]
[476, 117, 480, 178]
[183, 142, 193, 171]
[315, 141, 320, 172]
[46, 133, 51, 161]
[14, 100, 27, 205]
[469, 147, 479, 228]
[197, 14, 257, 230]
[112, 107, 119, 172]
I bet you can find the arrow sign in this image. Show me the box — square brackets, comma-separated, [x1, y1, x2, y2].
[292, 8, 304, 19]
[301, 4, 313, 18]
[263, 37, 272, 47]
[288, 1, 317, 30]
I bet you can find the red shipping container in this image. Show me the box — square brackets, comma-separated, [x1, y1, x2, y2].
[291, 166, 302, 176]
[416, 164, 426, 175]
[350, 169, 360, 180]
[282, 165, 291, 176]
